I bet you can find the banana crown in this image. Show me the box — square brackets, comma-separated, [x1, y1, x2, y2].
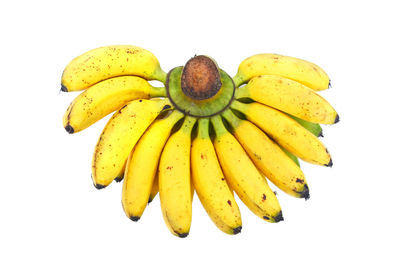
[61, 45, 338, 236]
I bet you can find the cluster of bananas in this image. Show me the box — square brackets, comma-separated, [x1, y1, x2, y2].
[61, 45, 338, 237]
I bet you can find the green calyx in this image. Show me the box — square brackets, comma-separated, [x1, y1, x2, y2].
[166, 66, 235, 118]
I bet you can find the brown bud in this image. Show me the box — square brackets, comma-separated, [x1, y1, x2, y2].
[181, 55, 222, 100]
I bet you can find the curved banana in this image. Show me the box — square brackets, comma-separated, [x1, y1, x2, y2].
[92, 98, 171, 188]
[191, 118, 242, 235]
[63, 76, 166, 133]
[231, 101, 331, 167]
[211, 115, 283, 222]
[122, 110, 184, 221]
[222, 109, 309, 198]
[233, 53, 330, 90]
[61, 45, 166, 92]
[159, 116, 197, 237]
[235, 75, 338, 124]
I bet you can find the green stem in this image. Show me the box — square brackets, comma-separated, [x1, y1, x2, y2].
[210, 115, 228, 137]
[198, 118, 210, 139]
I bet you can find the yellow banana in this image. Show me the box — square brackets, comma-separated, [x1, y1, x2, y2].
[191, 118, 242, 235]
[211, 115, 283, 222]
[159, 116, 197, 237]
[63, 76, 166, 133]
[148, 173, 159, 204]
[92, 98, 171, 189]
[235, 75, 338, 124]
[222, 109, 309, 199]
[233, 53, 330, 90]
[61, 45, 166, 92]
[231, 101, 332, 166]
[122, 110, 184, 221]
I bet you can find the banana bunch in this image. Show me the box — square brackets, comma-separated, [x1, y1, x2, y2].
[61, 45, 338, 237]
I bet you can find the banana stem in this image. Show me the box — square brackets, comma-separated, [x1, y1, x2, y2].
[198, 118, 210, 139]
[150, 86, 167, 98]
[234, 84, 249, 99]
[210, 115, 228, 137]
[222, 109, 241, 128]
[181, 116, 197, 134]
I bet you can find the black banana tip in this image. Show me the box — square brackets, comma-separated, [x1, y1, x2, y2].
[148, 197, 153, 204]
[177, 233, 189, 238]
[328, 80, 332, 88]
[129, 216, 140, 222]
[318, 130, 324, 137]
[300, 184, 310, 200]
[334, 114, 340, 124]
[274, 211, 284, 222]
[65, 125, 74, 134]
[233, 226, 242, 235]
[94, 183, 106, 190]
[325, 159, 333, 167]
[60, 84, 68, 92]
[114, 176, 123, 183]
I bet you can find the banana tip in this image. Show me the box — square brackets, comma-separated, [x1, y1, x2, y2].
[129, 216, 140, 222]
[300, 184, 310, 200]
[233, 226, 242, 235]
[273, 211, 284, 222]
[318, 130, 324, 137]
[177, 233, 189, 238]
[60, 84, 68, 92]
[114, 176, 123, 183]
[94, 183, 106, 190]
[334, 114, 340, 124]
[65, 125, 74, 134]
[325, 159, 333, 167]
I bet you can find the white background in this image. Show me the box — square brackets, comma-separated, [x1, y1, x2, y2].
[1, 0, 399, 266]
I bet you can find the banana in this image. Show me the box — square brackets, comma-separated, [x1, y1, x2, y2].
[122, 110, 184, 221]
[92, 98, 171, 188]
[61, 45, 166, 92]
[235, 75, 338, 124]
[231, 101, 332, 166]
[211, 115, 283, 222]
[63, 76, 166, 133]
[148, 173, 159, 204]
[222, 109, 309, 198]
[233, 53, 330, 90]
[159, 116, 197, 237]
[191, 118, 242, 235]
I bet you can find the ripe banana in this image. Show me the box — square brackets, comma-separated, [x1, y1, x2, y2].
[211, 115, 283, 221]
[92, 98, 171, 188]
[222, 109, 309, 198]
[63, 76, 166, 133]
[235, 75, 338, 124]
[191, 118, 242, 234]
[148, 173, 159, 204]
[61, 45, 166, 92]
[122, 110, 184, 221]
[159, 116, 197, 237]
[233, 53, 330, 90]
[231, 101, 332, 166]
